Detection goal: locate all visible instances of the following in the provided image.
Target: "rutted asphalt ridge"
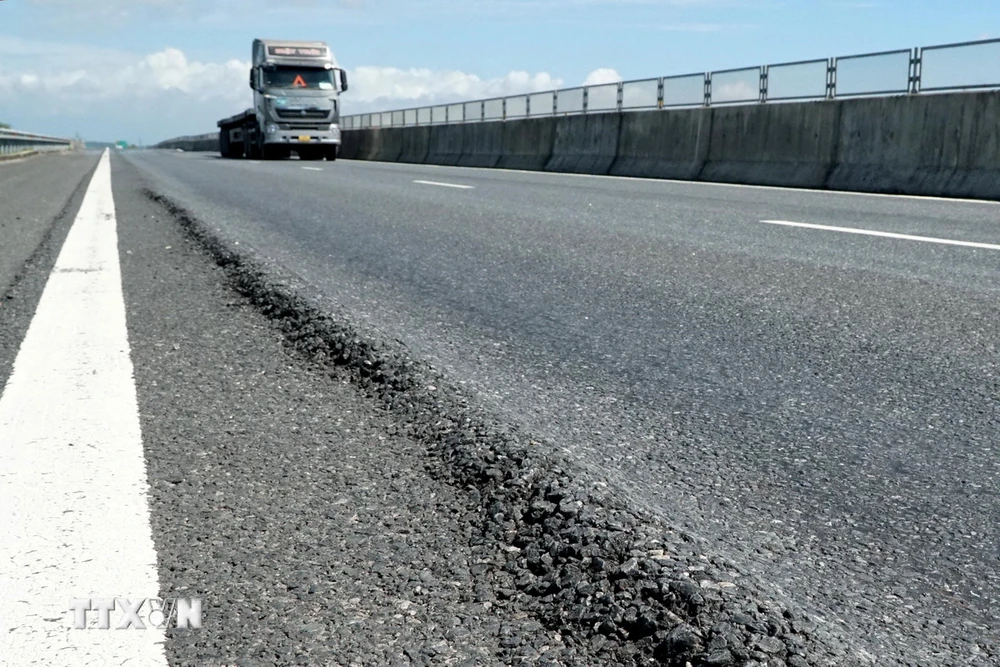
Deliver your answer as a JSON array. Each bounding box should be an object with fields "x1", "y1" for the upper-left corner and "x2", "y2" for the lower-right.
[
  {"x1": 113, "y1": 160, "x2": 564, "y2": 666},
  {"x1": 136, "y1": 186, "x2": 866, "y2": 667},
  {"x1": 120, "y1": 152, "x2": 1000, "y2": 665}
]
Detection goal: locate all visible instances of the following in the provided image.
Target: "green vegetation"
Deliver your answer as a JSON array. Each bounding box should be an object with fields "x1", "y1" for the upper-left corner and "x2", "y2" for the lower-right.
[{"x1": 0, "y1": 122, "x2": 10, "y2": 129}]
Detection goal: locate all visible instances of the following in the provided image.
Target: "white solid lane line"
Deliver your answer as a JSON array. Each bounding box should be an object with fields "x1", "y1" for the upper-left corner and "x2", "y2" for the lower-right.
[
  {"x1": 413, "y1": 179, "x2": 474, "y2": 189},
  {"x1": 302, "y1": 166, "x2": 323, "y2": 171},
  {"x1": 0, "y1": 150, "x2": 168, "y2": 665},
  {"x1": 760, "y1": 219, "x2": 1000, "y2": 251}
]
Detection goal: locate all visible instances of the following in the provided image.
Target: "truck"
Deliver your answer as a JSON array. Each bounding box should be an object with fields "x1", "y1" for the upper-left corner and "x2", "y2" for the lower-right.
[{"x1": 218, "y1": 39, "x2": 348, "y2": 161}]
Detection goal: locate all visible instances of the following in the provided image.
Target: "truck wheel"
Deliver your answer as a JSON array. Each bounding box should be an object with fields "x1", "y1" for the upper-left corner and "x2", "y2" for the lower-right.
[
  {"x1": 324, "y1": 146, "x2": 339, "y2": 162},
  {"x1": 219, "y1": 130, "x2": 229, "y2": 158},
  {"x1": 245, "y1": 125, "x2": 261, "y2": 159}
]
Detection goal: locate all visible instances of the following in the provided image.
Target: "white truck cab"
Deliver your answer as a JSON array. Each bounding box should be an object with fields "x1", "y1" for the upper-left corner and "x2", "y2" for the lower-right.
[{"x1": 218, "y1": 39, "x2": 348, "y2": 161}]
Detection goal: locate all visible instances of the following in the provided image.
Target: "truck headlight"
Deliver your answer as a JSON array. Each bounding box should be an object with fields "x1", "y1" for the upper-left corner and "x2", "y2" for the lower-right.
[
  {"x1": 329, "y1": 125, "x2": 341, "y2": 140},
  {"x1": 266, "y1": 123, "x2": 279, "y2": 134}
]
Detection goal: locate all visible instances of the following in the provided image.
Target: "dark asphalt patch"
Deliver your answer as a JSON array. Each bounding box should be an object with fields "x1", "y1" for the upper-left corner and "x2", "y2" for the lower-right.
[
  {"x1": 132, "y1": 184, "x2": 865, "y2": 667},
  {"x1": 112, "y1": 158, "x2": 601, "y2": 665}
]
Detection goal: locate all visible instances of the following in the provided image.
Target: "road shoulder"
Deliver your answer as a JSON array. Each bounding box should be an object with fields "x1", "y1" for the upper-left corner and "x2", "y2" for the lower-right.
[{"x1": 111, "y1": 154, "x2": 577, "y2": 665}]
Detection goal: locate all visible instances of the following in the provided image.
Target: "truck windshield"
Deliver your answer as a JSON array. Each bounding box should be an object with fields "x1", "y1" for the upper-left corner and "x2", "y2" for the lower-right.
[{"x1": 264, "y1": 67, "x2": 335, "y2": 90}]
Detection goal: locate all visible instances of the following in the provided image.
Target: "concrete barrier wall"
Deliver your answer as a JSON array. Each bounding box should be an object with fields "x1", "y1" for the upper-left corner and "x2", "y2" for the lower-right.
[
  {"x1": 457, "y1": 121, "x2": 503, "y2": 168},
  {"x1": 426, "y1": 124, "x2": 464, "y2": 166},
  {"x1": 154, "y1": 89, "x2": 991, "y2": 201},
  {"x1": 828, "y1": 91, "x2": 1000, "y2": 200},
  {"x1": 157, "y1": 133, "x2": 219, "y2": 152},
  {"x1": 546, "y1": 113, "x2": 621, "y2": 174},
  {"x1": 361, "y1": 128, "x2": 403, "y2": 162},
  {"x1": 610, "y1": 108, "x2": 710, "y2": 180},
  {"x1": 340, "y1": 130, "x2": 361, "y2": 160},
  {"x1": 699, "y1": 100, "x2": 841, "y2": 188},
  {"x1": 498, "y1": 117, "x2": 556, "y2": 171},
  {"x1": 399, "y1": 126, "x2": 431, "y2": 164}
]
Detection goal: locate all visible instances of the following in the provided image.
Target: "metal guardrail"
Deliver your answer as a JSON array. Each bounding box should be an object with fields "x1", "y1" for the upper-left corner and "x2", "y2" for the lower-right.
[
  {"x1": 0, "y1": 129, "x2": 74, "y2": 157},
  {"x1": 343, "y1": 37, "x2": 1000, "y2": 129}
]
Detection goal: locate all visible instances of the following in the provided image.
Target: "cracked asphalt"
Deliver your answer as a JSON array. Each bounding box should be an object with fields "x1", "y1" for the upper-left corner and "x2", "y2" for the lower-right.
[{"x1": 1, "y1": 149, "x2": 998, "y2": 666}]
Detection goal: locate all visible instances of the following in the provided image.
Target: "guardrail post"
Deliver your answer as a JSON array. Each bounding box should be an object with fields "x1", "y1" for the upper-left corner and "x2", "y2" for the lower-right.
[
  {"x1": 704, "y1": 73, "x2": 712, "y2": 106},
  {"x1": 583, "y1": 86, "x2": 589, "y2": 114},
  {"x1": 502, "y1": 98, "x2": 507, "y2": 121},
  {"x1": 553, "y1": 90, "x2": 559, "y2": 115},
  {"x1": 760, "y1": 65, "x2": 769, "y2": 103},
  {"x1": 526, "y1": 94, "x2": 531, "y2": 117},
  {"x1": 909, "y1": 47, "x2": 923, "y2": 94},
  {"x1": 827, "y1": 58, "x2": 837, "y2": 99},
  {"x1": 617, "y1": 82, "x2": 624, "y2": 112},
  {"x1": 657, "y1": 77, "x2": 664, "y2": 109},
  {"x1": 480, "y1": 100, "x2": 485, "y2": 122}
]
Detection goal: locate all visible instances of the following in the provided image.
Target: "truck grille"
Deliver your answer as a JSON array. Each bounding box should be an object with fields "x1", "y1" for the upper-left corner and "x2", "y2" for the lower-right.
[{"x1": 275, "y1": 108, "x2": 330, "y2": 120}]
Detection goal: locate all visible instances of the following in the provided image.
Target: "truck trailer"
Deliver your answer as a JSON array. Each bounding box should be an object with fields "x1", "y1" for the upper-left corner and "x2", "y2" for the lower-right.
[{"x1": 218, "y1": 39, "x2": 348, "y2": 161}]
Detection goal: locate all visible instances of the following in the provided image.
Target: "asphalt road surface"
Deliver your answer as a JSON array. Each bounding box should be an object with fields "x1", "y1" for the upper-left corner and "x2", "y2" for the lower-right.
[{"x1": 1, "y1": 149, "x2": 998, "y2": 666}]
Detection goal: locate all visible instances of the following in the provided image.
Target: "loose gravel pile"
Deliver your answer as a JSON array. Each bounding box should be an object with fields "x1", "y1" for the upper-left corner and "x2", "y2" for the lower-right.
[{"x1": 145, "y1": 188, "x2": 868, "y2": 667}]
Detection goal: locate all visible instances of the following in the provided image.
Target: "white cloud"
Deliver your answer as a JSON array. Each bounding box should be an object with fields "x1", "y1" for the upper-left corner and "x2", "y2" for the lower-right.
[
  {"x1": 0, "y1": 36, "x2": 562, "y2": 141},
  {"x1": 0, "y1": 38, "x2": 250, "y2": 106},
  {"x1": 347, "y1": 66, "x2": 562, "y2": 110},
  {"x1": 583, "y1": 68, "x2": 622, "y2": 86}
]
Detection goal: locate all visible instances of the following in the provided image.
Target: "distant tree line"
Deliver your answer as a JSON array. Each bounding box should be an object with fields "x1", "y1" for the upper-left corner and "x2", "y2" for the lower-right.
[{"x1": 0, "y1": 122, "x2": 10, "y2": 129}]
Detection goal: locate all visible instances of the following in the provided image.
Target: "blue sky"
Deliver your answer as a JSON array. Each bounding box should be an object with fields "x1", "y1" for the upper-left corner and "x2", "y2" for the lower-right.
[{"x1": 0, "y1": 0, "x2": 996, "y2": 143}]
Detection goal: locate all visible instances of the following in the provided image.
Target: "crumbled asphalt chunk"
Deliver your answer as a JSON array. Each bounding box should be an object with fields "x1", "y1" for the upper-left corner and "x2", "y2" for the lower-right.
[
  {"x1": 115, "y1": 167, "x2": 588, "y2": 665},
  {"x1": 139, "y1": 184, "x2": 891, "y2": 666}
]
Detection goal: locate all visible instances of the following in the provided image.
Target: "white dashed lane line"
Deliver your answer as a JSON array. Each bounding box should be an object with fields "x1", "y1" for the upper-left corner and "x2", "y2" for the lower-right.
[
  {"x1": 413, "y1": 179, "x2": 474, "y2": 190},
  {"x1": 760, "y1": 219, "x2": 1000, "y2": 251}
]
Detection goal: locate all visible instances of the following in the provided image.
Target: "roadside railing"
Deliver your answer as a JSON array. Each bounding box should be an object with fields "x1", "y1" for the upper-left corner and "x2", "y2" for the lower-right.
[
  {"x1": 343, "y1": 37, "x2": 1000, "y2": 129},
  {"x1": 0, "y1": 128, "x2": 74, "y2": 157},
  {"x1": 155, "y1": 133, "x2": 218, "y2": 151}
]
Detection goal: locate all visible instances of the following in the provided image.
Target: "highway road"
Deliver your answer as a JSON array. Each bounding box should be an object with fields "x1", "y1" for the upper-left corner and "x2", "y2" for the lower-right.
[{"x1": 1, "y1": 149, "x2": 998, "y2": 666}]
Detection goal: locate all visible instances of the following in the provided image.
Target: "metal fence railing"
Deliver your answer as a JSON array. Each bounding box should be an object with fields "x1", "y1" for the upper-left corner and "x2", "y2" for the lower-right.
[
  {"x1": 342, "y1": 37, "x2": 1000, "y2": 130},
  {"x1": 0, "y1": 129, "x2": 74, "y2": 157}
]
